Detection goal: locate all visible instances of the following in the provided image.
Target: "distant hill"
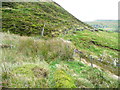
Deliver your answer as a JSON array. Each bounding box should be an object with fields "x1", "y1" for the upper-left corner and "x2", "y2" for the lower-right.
[
  {"x1": 2, "y1": 1, "x2": 94, "y2": 37},
  {"x1": 96, "y1": 20, "x2": 117, "y2": 22},
  {"x1": 86, "y1": 20, "x2": 118, "y2": 32}
]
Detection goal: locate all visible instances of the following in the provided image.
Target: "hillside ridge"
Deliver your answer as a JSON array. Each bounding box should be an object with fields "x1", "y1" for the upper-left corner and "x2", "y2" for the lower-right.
[{"x1": 2, "y1": 1, "x2": 95, "y2": 37}]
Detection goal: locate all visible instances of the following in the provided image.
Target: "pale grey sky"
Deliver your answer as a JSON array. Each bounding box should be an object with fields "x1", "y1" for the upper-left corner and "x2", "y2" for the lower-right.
[{"x1": 53, "y1": 0, "x2": 119, "y2": 21}]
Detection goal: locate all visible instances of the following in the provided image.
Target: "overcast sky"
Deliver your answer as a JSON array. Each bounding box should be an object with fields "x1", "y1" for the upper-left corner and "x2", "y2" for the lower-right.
[{"x1": 53, "y1": 0, "x2": 119, "y2": 21}]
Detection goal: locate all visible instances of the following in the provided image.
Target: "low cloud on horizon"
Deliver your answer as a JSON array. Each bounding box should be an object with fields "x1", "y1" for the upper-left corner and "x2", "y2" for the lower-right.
[{"x1": 53, "y1": 0, "x2": 119, "y2": 21}]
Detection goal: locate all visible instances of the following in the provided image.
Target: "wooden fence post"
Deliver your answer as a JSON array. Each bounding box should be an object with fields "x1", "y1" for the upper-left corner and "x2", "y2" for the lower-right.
[
  {"x1": 90, "y1": 55, "x2": 93, "y2": 68},
  {"x1": 41, "y1": 23, "x2": 45, "y2": 37}
]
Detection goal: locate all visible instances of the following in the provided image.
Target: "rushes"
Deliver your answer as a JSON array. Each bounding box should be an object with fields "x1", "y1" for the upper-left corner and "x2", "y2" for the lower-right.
[{"x1": 17, "y1": 37, "x2": 74, "y2": 62}]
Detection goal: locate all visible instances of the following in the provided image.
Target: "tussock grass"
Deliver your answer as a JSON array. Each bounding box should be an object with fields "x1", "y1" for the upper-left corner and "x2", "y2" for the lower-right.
[
  {"x1": 17, "y1": 37, "x2": 74, "y2": 62},
  {"x1": 2, "y1": 32, "x2": 74, "y2": 63}
]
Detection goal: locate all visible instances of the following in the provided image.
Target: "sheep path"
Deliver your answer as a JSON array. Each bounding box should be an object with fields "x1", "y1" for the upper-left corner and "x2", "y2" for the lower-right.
[{"x1": 81, "y1": 58, "x2": 119, "y2": 80}]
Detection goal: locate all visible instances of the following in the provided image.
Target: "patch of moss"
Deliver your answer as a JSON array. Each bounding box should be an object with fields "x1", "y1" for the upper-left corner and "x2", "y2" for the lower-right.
[
  {"x1": 54, "y1": 70, "x2": 76, "y2": 88},
  {"x1": 12, "y1": 64, "x2": 37, "y2": 78},
  {"x1": 12, "y1": 64, "x2": 49, "y2": 78}
]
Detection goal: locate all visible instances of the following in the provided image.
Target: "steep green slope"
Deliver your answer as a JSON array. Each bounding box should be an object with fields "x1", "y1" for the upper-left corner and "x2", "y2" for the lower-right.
[{"x1": 2, "y1": 2, "x2": 94, "y2": 37}]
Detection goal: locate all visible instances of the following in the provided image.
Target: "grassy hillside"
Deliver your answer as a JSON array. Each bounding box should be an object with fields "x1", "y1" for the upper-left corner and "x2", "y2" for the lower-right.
[
  {"x1": 2, "y1": 2, "x2": 94, "y2": 37},
  {"x1": 62, "y1": 30, "x2": 119, "y2": 75},
  {"x1": 1, "y1": 1, "x2": 119, "y2": 88},
  {"x1": 1, "y1": 32, "x2": 118, "y2": 88},
  {"x1": 86, "y1": 20, "x2": 118, "y2": 32}
]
